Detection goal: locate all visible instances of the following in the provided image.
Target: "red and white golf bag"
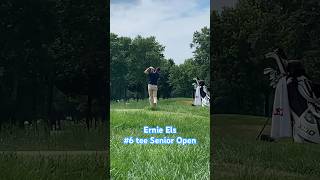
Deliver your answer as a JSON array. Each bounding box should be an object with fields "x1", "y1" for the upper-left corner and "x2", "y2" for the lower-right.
[{"x1": 265, "y1": 50, "x2": 320, "y2": 143}]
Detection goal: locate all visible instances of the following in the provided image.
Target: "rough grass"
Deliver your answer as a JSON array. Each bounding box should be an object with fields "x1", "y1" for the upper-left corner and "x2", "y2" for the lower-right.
[
  {"x1": 213, "y1": 114, "x2": 320, "y2": 180},
  {"x1": 0, "y1": 116, "x2": 107, "y2": 179},
  {"x1": 0, "y1": 152, "x2": 107, "y2": 180},
  {"x1": 0, "y1": 121, "x2": 107, "y2": 151},
  {"x1": 111, "y1": 98, "x2": 210, "y2": 179}
]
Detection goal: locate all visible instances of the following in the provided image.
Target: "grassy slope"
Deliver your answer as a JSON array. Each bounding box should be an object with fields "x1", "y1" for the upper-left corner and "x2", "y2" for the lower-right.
[
  {"x1": 213, "y1": 114, "x2": 320, "y2": 180},
  {"x1": 111, "y1": 98, "x2": 210, "y2": 179}
]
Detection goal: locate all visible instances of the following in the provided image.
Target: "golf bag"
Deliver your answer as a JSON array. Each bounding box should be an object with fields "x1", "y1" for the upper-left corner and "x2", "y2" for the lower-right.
[
  {"x1": 265, "y1": 49, "x2": 320, "y2": 143},
  {"x1": 200, "y1": 85, "x2": 210, "y2": 107},
  {"x1": 193, "y1": 79, "x2": 210, "y2": 107},
  {"x1": 288, "y1": 75, "x2": 320, "y2": 143}
]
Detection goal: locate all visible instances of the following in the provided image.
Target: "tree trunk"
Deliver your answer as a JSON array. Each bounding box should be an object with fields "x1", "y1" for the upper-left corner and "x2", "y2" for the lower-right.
[
  {"x1": 100, "y1": 92, "x2": 107, "y2": 122},
  {"x1": 103, "y1": 75, "x2": 108, "y2": 122},
  {"x1": 124, "y1": 87, "x2": 127, "y2": 101},
  {"x1": 136, "y1": 85, "x2": 139, "y2": 102},
  {"x1": 47, "y1": 77, "x2": 54, "y2": 131},
  {"x1": 32, "y1": 78, "x2": 38, "y2": 122},
  {"x1": 94, "y1": 116, "x2": 97, "y2": 129},
  {"x1": 11, "y1": 72, "x2": 20, "y2": 126},
  {"x1": 86, "y1": 94, "x2": 92, "y2": 130}
]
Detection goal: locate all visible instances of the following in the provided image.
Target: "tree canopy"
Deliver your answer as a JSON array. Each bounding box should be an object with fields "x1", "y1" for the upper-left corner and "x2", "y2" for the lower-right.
[
  {"x1": 0, "y1": 0, "x2": 108, "y2": 130},
  {"x1": 211, "y1": 0, "x2": 320, "y2": 115}
]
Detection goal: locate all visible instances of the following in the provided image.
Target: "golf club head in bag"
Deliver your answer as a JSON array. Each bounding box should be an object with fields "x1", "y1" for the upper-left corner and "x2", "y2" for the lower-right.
[{"x1": 265, "y1": 49, "x2": 287, "y2": 74}]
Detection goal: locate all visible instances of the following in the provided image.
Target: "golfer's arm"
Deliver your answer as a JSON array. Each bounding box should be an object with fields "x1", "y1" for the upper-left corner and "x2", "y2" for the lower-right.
[{"x1": 144, "y1": 67, "x2": 150, "y2": 74}]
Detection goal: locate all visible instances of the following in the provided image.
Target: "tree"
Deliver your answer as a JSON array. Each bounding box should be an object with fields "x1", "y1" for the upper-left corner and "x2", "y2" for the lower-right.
[
  {"x1": 211, "y1": 0, "x2": 320, "y2": 115},
  {"x1": 191, "y1": 26, "x2": 210, "y2": 86}
]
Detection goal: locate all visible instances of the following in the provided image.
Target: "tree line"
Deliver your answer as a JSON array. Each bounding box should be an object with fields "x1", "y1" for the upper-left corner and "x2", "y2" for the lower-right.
[
  {"x1": 110, "y1": 27, "x2": 209, "y2": 101},
  {"x1": 0, "y1": 0, "x2": 108, "y2": 130},
  {"x1": 211, "y1": 0, "x2": 320, "y2": 115}
]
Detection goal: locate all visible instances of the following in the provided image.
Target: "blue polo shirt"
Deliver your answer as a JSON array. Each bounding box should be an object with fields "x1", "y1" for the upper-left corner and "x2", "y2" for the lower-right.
[{"x1": 148, "y1": 72, "x2": 159, "y2": 85}]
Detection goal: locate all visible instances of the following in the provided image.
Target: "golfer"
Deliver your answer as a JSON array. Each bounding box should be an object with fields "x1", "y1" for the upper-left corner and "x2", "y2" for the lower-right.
[{"x1": 144, "y1": 66, "x2": 160, "y2": 109}]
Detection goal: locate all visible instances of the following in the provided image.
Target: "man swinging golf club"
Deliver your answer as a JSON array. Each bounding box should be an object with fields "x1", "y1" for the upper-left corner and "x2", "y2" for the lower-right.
[{"x1": 144, "y1": 66, "x2": 160, "y2": 109}]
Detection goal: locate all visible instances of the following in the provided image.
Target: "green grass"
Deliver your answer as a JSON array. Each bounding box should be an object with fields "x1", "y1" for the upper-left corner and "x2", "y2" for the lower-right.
[
  {"x1": 0, "y1": 121, "x2": 107, "y2": 151},
  {"x1": 213, "y1": 114, "x2": 320, "y2": 180},
  {"x1": 0, "y1": 152, "x2": 107, "y2": 180},
  {"x1": 111, "y1": 98, "x2": 210, "y2": 179},
  {"x1": 0, "y1": 116, "x2": 107, "y2": 179}
]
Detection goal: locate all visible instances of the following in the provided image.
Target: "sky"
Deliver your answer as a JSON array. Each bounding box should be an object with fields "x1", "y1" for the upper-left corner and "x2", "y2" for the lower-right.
[{"x1": 110, "y1": 0, "x2": 210, "y2": 64}]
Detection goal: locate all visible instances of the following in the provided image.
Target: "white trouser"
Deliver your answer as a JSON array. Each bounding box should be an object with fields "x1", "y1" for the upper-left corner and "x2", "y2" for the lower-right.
[{"x1": 148, "y1": 84, "x2": 158, "y2": 108}]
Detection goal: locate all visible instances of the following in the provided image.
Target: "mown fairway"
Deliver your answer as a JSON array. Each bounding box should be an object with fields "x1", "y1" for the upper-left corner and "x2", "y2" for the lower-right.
[
  {"x1": 213, "y1": 114, "x2": 320, "y2": 180},
  {"x1": 111, "y1": 98, "x2": 210, "y2": 179}
]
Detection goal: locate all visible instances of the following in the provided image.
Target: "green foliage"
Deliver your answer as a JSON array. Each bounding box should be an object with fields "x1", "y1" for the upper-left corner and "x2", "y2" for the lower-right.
[
  {"x1": 110, "y1": 26, "x2": 210, "y2": 100},
  {"x1": 110, "y1": 33, "x2": 168, "y2": 100},
  {"x1": 169, "y1": 59, "x2": 198, "y2": 97},
  {"x1": 191, "y1": 27, "x2": 210, "y2": 84},
  {"x1": 0, "y1": 0, "x2": 107, "y2": 128},
  {"x1": 211, "y1": 0, "x2": 320, "y2": 115}
]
